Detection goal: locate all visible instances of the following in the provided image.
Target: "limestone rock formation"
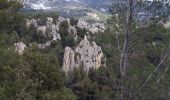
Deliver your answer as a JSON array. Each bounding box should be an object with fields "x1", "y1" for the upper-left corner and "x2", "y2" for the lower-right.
[
  {"x1": 62, "y1": 36, "x2": 104, "y2": 73},
  {"x1": 37, "y1": 31, "x2": 61, "y2": 49},
  {"x1": 77, "y1": 18, "x2": 106, "y2": 34},
  {"x1": 26, "y1": 16, "x2": 106, "y2": 50},
  {"x1": 77, "y1": 18, "x2": 90, "y2": 29},
  {"x1": 62, "y1": 47, "x2": 75, "y2": 72},
  {"x1": 68, "y1": 25, "x2": 77, "y2": 35},
  {"x1": 37, "y1": 26, "x2": 47, "y2": 36},
  {"x1": 75, "y1": 36, "x2": 104, "y2": 71},
  {"x1": 51, "y1": 30, "x2": 61, "y2": 41},
  {"x1": 68, "y1": 24, "x2": 78, "y2": 40},
  {"x1": 164, "y1": 21, "x2": 170, "y2": 29},
  {"x1": 58, "y1": 16, "x2": 66, "y2": 23},
  {"x1": 15, "y1": 42, "x2": 27, "y2": 55},
  {"x1": 89, "y1": 23, "x2": 106, "y2": 33},
  {"x1": 26, "y1": 17, "x2": 63, "y2": 49},
  {"x1": 38, "y1": 41, "x2": 51, "y2": 49},
  {"x1": 56, "y1": 16, "x2": 66, "y2": 31},
  {"x1": 26, "y1": 19, "x2": 38, "y2": 28},
  {"x1": 46, "y1": 17, "x2": 54, "y2": 27}
]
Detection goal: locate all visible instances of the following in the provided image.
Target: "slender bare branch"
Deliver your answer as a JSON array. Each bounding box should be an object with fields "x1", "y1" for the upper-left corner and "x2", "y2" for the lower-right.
[
  {"x1": 156, "y1": 64, "x2": 170, "y2": 84},
  {"x1": 115, "y1": 32, "x2": 121, "y2": 52}
]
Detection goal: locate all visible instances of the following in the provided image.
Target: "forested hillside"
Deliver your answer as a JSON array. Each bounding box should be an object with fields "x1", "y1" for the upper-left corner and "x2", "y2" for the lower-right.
[{"x1": 0, "y1": 0, "x2": 170, "y2": 100}]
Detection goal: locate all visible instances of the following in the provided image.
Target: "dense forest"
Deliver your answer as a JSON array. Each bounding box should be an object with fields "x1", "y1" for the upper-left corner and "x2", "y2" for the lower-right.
[{"x1": 0, "y1": 0, "x2": 170, "y2": 100}]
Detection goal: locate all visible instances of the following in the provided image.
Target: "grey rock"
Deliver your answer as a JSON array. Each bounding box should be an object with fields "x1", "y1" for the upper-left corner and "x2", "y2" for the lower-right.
[
  {"x1": 50, "y1": 30, "x2": 61, "y2": 41},
  {"x1": 62, "y1": 36, "x2": 104, "y2": 73},
  {"x1": 15, "y1": 42, "x2": 27, "y2": 55},
  {"x1": 77, "y1": 18, "x2": 106, "y2": 34},
  {"x1": 26, "y1": 19, "x2": 38, "y2": 28},
  {"x1": 75, "y1": 36, "x2": 104, "y2": 71},
  {"x1": 38, "y1": 41, "x2": 51, "y2": 49},
  {"x1": 77, "y1": 18, "x2": 90, "y2": 29},
  {"x1": 37, "y1": 26, "x2": 47, "y2": 36},
  {"x1": 62, "y1": 47, "x2": 76, "y2": 72},
  {"x1": 164, "y1": 21, "x2": 170, "y2": 29}
]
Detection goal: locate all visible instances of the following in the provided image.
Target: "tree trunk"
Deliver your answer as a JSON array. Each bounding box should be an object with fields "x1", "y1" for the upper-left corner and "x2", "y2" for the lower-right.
[{"x1": 119, "y1": 0, "x2": 133, "y2": 99}]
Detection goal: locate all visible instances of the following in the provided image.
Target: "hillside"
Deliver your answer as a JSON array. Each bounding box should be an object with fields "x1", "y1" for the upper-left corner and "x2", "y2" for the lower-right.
[
  {"x1": 23, "y1": 0, "x2": 111, "y2": 19},
  {"x1": 1, "y1": 0, "x2": 170, "y2": 100}
]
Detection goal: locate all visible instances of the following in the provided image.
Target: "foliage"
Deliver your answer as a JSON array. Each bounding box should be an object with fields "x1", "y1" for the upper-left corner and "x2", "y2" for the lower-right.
[{"x1": 0, "y1": 0, "x2": 24, "y2": 34}]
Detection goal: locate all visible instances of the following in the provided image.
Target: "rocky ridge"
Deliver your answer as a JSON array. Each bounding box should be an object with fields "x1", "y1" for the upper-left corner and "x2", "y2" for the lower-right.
[
  {"x1": 15, "y1": 16, "x2": 106, "y2": 72},
  {"x1": 77, "y1": 18, "x2": 106, "y2": 34}
]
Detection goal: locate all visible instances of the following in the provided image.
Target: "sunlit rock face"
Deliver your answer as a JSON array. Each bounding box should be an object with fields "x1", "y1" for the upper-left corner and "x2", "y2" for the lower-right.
[
  {"x1": 15, "y1": 42, "x2": 27, "y2": 55},
  {"x1": 62, "y1": 47, "x2": 76, "y2": 72},
  {"x1": 164, "y1": 21, "x2": 170, "y2": 29},
  {"x1": 62, "y1": 36, "x2": 105, "y2": 73},
  {"x1": 75, "y1": 36, "x2": 104, "y2": 71}
]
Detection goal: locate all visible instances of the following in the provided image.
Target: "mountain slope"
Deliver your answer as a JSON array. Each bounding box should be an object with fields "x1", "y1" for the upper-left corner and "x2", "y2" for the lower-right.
[{"x1": 23, "y1": 0, "x2": 111, "y2": 18}]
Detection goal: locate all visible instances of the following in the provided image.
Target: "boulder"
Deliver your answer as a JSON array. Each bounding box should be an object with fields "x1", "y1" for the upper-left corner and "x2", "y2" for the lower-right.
[{"x1": 15, "y1": 42, "x2": 27, "y2": 55}]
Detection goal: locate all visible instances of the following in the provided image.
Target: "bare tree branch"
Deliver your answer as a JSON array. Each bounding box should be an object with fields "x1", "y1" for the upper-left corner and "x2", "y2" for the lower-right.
[
  {"x1": 115, "y1": 32, "x2": 121, "y2": 52},
  {"x1": 156, "y1": 64, "x2": 170, "y2": 84}
]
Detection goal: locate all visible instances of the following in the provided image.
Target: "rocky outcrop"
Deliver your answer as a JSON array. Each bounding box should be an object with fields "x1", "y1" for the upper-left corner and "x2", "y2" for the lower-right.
[
  {"x1": 68, "y1": 24, "x2": 78, "y2": 40},
  {"x1": 68, "y1": 25, "x2": 77, "y2": 35},
  {"x1": 164, "y1": 21, "x2": 170, "y2": 29},
  {"x1": 56, "y1": 16, "x2": 66, "y2": 31},
  {"x1": 89, "y1": 23, "x2": 105, "y2": 33},
  {"x1": 62, "y1": 36, "x2": 104, "y2": 73},
  {"x1": 77, "y1": 18, "x2": 106, "y2": 34},
  {"x1": 37, "y1": 31, "x2": 61, "y2": 49},
  {"x1": 46, "y1": 17, "x2": 54, "y2": 27},
  {"x1": 26, "y1": 17, "x2": 62, "y2": 49},
  {"x1": 26, "y1": 17, "x2": 106, "y2": 49},
  {"x1": 37, "y1": 26, "x2": 47, "y2": 36},
  {"x1": 75, "y1": 36, "x2": 104, "y2": 71},
  {"x1": 51, "y1": 30, "x2": 61, "y2": 41},
  {"x1": 37, "y1": 41, "x2": 51, "y2": 49},
  {"x1": 77, "y1": 18, "x2": 90, "y2": 29},
  {"x1": 26, "y1": 19, "x2": 38, "y2": 28},
  {"x1": 15, "y1": 42, "x2": 27, "y2": 55}
]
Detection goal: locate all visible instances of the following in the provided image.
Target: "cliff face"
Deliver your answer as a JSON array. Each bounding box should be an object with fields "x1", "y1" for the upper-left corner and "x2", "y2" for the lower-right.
[
  {"x1": 62, "y1": 36, "x2": 105, "y2": 73},
  {"x1": 62, "y1": 47, "x2": 76, "y2": 72}
]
